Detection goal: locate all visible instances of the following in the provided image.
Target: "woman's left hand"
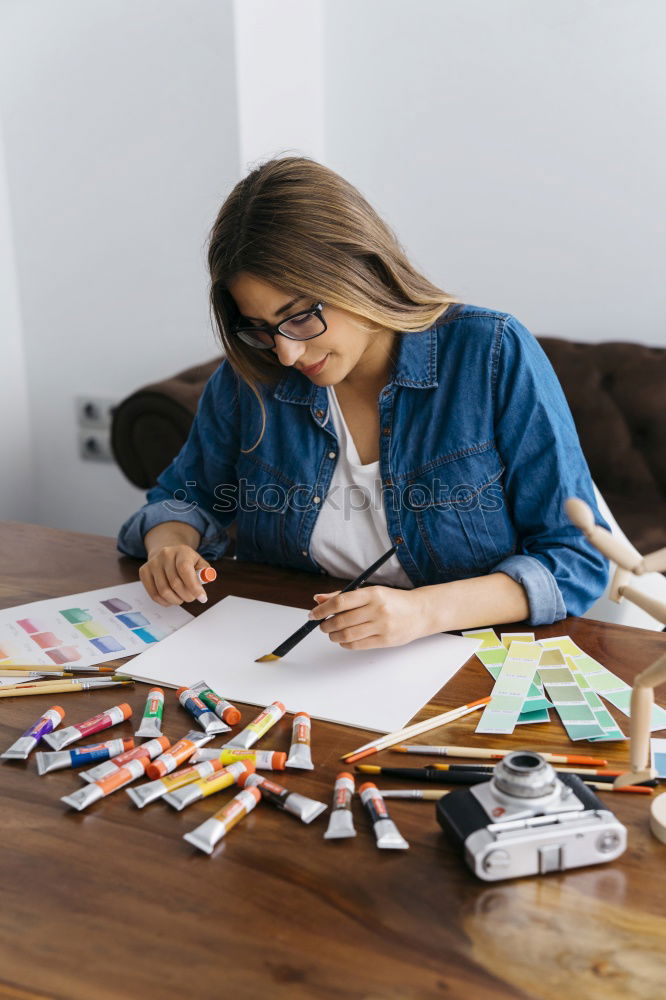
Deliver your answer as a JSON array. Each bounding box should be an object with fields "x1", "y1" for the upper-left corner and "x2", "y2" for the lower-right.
[{"x1": 308, "y1": 586, "x2": 428, "y2": 650}]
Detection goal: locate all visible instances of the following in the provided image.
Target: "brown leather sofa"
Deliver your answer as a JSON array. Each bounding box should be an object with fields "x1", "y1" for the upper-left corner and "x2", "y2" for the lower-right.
[{"x1": 111, "y1": 338, "x2": 666, "y2": 554}]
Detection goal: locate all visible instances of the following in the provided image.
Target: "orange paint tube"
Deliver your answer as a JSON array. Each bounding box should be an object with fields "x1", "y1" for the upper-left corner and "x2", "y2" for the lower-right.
[
  {"x1": 62, "y1": 757, "x2": 150, "y2": 810},
  {"x1": 146, "y1": 730, "x2": 213, "y2": 780}
]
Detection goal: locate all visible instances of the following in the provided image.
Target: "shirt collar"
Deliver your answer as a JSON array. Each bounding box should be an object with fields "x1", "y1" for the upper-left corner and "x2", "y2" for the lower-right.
[{"x1": 272, "y1": 325, "x2": 438, "y2": 404}]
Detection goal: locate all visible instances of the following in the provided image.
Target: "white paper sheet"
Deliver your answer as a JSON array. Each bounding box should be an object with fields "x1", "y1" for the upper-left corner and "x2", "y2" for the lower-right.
[
  {"x1": 119, "y1": 595, "x2": 481, "y2": 733},
  {"x1": 0, "y1": 582, "x2": 192, "y2": 668}
]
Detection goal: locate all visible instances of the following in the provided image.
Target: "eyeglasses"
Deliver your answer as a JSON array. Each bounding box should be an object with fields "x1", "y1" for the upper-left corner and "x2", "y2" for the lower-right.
[{"x1": 233, "y1": 301, "x2": 327, "y2": 350}]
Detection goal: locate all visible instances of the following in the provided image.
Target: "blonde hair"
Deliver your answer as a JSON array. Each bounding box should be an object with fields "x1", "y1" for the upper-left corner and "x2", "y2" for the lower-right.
[{"x1": 207, "y1": 155, "x2": 457, "y2": 450}]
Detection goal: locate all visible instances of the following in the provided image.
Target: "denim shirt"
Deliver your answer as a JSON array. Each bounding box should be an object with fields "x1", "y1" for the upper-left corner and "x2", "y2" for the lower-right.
[{"x1": 117, "y1": 304, "x2": 609, "y2": 624}]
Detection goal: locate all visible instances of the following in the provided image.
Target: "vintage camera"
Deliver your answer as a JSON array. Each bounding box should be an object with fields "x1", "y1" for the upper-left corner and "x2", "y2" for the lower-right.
[{"x1": 437, "y1": 750, "x2": 627, "y2": 880}]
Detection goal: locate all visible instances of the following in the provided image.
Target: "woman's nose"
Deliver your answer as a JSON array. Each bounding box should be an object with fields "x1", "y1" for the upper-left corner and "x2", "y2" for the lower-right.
[{"x1": 273, "y1": 337, "x2": 307, "y2": 367}]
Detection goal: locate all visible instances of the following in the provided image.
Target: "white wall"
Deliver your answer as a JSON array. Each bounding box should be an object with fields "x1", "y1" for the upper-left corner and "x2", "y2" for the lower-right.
[
  {"x1": 234, "y1": 0, "x2": 325, "y2": 168},
  {"x1": 1, "y1": 0, "x2": 664, "y2": 538},
  {"x1": 324, "y1": 0, "x2": 666, "y2": 345},
  {"x1": 0, "y1": 0, "x2": 240, "y2": 535},
  {"x1": 0, "y1": 111, "x2": 36, "y2": 523}
]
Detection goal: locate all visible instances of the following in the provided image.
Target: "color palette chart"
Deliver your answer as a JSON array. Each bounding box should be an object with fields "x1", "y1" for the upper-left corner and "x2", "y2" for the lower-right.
[
  {"x1": 538, "y1": 636, "x2": 666, "y2": 732},
  {"x1": 0, "y1": 583, "x2": 192, "y2": 670},
  {"x1": 462, "y1": 629, "x2": 551, "y2": 724}
]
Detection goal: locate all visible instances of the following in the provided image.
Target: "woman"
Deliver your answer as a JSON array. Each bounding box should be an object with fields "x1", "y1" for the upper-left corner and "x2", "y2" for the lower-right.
[{"x1": 118, "y1": 156, "x2": 608, "y2": 650}]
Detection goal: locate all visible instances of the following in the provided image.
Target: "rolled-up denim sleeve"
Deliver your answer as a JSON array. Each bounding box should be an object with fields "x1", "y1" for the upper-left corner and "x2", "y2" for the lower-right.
[
  {"x1": 117, "y1": 360, "x2": 240, "y2": 562},
  {"x1": 490, "y1": 315, "x2": 610, "y2": 624}
]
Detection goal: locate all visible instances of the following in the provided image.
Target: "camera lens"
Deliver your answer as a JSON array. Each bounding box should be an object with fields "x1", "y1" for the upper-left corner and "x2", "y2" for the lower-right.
[{"x1": 493, "y1": 750, "x2": 557, "y2": 798}]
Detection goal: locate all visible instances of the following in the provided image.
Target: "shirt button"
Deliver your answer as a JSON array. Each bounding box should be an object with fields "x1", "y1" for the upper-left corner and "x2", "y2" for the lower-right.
[
  {"x1": 382, "y1": 426, "x2": 391, "y2": 436},
  {"x1": 313, "y1": 496, "x2": 321, "y2": 504},
  {"x1": 315, "y1": 409, "x2": 324, "y2": 419},
  {"x1": 328, "y1": 451, "x2": 336, "y2": 459},
  {"x1": 301, "y1": 550, "x2": 308, "y2": 557},
  {"x1": 394, "y1": 535, "x2": 404, "y2": 545},
  {"x1": 385, "y1": 478, "x2": 393, "y2": 487}
]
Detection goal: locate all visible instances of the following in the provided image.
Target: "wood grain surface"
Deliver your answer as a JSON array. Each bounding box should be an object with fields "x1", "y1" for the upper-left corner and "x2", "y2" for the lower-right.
[{"x1": 1, "y1": 521, "x2": 665, "y2": 1000}]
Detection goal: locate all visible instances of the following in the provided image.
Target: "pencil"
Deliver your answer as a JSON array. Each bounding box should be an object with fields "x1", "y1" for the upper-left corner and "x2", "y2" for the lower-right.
[
  {"x1": 0, "y1": 670, "x2": 73, "y2": 678},
  {"x1": 582, "y1": 780, "x2": 652, "y2": 795},
  {"x1": 0, "y1": 679, "x2": 134, "y2": 698},
  {"x1": 355, "y1": 765, "x2": 489, "y2": 785},
  {"x1": 355, "y1": 765, "x2": 652, "y2": 794},
  {"x1": 0, "y1": 664, "x2": 117, "y2": 673},
  {"x1": 377, "y1": 789, "x2": 451, "y2": 801},
  {"x1": 391, "y1": 745, "x2": 609, "y2": 768},
  {"x1": 426, "y1": 762, "x2": 659, "y2": 787},
  {"x1": 255, "y1": 545, "x2": 398, "y2": 662},
  {"x1": 340, "y1": 698, "x2": 491, "y2": 765}
]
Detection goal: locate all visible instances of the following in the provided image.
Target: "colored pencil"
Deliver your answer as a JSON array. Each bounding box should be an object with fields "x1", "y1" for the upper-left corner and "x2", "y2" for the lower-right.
[
  {"x1": 340, "y1": 698, "x2": 491, "y2": 765},
  {"x1": 391, "y1": 744, "x2": 609, "y2": 767},
  {"x1": 0, "y1": 679, "x2": 133, "y2": 698},
  {"x1": 255, "y1": 545, "x2": 398, "y2": 662}
]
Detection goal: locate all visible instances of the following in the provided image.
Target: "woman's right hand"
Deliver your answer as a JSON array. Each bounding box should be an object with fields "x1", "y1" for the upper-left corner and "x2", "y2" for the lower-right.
[{"x1": 140, "y1": 522, "x2": 211, "y2": 606}]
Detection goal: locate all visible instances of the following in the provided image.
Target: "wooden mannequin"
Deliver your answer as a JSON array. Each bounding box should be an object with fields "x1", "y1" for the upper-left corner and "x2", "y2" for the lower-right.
[{"x1": 565, "y1": 498, "x2": 666, "y2": 842}]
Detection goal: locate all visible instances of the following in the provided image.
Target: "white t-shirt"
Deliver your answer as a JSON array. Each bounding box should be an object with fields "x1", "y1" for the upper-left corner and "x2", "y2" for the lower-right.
[{"x1": 309, "y1": 386, "x2": 414, "y2": 589}]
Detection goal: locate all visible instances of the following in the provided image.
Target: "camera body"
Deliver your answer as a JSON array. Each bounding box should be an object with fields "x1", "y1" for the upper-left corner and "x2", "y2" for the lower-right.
[{"x1": 437, "y1": 750, "x2": 627, "y2": 881}]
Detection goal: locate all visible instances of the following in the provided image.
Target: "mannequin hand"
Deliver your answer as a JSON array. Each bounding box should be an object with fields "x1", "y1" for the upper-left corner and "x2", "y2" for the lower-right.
[{"x1": 308, "y1": 586, "x2": 427, "y2": 650}]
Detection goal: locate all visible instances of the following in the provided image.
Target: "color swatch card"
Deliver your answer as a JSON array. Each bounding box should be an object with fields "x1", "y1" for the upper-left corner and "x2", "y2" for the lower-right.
[
  {"x1": 0, "y1": 583, "x2": 192, "y2": 668},
  {"x1": 118, "y1": 595, "x2": 481, "y2": 733},
  {"x1": 536, "y1": 649, "x2": 607, "y2": 741},
  {"x1": 539, "y1": 636, "x2": 666, "y2": 732},
  {"x1": 475, "y1": 641, "x2": 543, "y2": 734},
  {"x1": 565, "y1": 658, "x2": 625, "y2": 741},
  {"x1": 650, "y1": 739, "x2": 666, "y2": 778},
  {"x1": 463, "y1": 628, "x2": 551, "y2": 722}
]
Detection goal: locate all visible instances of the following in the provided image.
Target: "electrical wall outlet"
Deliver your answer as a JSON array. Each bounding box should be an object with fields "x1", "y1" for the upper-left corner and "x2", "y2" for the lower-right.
[
  {"x1": 76, "y1": 396, "x2": 116, "y2": 429},
  {"x1": 78, "y1": 429, "x2": 114, "y2": 463}
]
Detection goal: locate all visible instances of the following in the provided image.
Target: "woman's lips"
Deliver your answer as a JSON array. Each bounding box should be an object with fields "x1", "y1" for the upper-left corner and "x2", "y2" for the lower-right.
[{"x1": 299, "y1": 354, "x2": 329, "y2": 376}]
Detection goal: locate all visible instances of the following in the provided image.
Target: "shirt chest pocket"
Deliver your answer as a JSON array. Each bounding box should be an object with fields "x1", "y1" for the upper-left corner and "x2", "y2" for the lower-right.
[
  {"x1": 234, "y1": 452, "x2": 291, "y2": 563},
  {"x1": 402, "y1": 444, "x2": 516, "y2": 575}
]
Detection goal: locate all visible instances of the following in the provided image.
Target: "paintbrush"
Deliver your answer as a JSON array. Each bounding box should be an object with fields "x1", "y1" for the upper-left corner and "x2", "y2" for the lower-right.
[{"x1": 255, "y1": 544, "x2": 398, "y2": 662}]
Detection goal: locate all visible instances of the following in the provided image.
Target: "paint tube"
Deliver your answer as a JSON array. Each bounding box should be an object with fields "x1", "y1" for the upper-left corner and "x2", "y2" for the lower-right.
[
  {"x1": 324, "y1": 772, "x2": 356, "y2": 839},
  {"x1": 42, "y1": 703, "x2": 132, "y2": 751},
  {"x1": 79, "y1": 735, "x2": 170, "y2": 783},
  {"x1": 286, "y1": 712, "x2": 314, "y2": 770},
  {"x1": 145, "y1": 730, "x2": 212, "y2": 780},
  {"x1": 183, "y1": 787, "x2": 261, "y2": 855},
  {"x1": 190, "y1": 680, "x2": 241, "y2": 726},
  {"x1": 135, "y1": 687, "x2": 164, "y2": 738},
  {"x1": 359, "y1": 782, "x2": 409, "y2": 850},
  {"x1": 240, "y1": 772, "x2": 327, "y2": 824},
  {"x1": 224, "y1": 701, "x2": 286, "y2": 750},
  {"x1": 36, "y1": 738, "x2": 134, "y2": 775},
  {"x1": 1, "y1": 706, "x2": 65, "y2": 759},
  {"x1": 176, "y1": 686, "x2": 230, "y2": 735},
  {"x1": 61, "y1": 757, "x2": 148, "y2": 811},
  {"x1": 126, "y1": 759, "x2": 225, "y2": 808},
  {"x1": 164, "y1": 759, "x2": 255, "y2": 811},
  {"x1": 190, "y1": 747, "x2": 287, "y2": 771}
]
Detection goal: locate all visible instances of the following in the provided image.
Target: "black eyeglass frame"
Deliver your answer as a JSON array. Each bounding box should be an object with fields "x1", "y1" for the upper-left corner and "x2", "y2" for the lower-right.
[{"x1": 232, "y1": 301, "x2": 327, "y2": 350}]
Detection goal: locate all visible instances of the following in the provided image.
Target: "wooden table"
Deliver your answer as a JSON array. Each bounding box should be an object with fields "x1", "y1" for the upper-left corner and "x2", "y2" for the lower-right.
[{"x1": 1, "y1": 521, "x2": 665, "y2": 1000}]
